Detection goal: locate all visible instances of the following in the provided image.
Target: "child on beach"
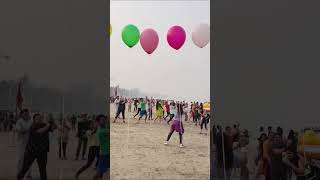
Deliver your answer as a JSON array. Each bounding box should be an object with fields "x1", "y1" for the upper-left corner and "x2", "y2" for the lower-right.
[{"x1": 164, "y1": 103, "x2": 185, "y2": 148}]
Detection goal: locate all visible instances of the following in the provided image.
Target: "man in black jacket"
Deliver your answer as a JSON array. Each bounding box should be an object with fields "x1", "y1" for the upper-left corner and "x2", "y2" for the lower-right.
[{"x1": 17, "y1": 113, "x2": 56, "y2": 180}]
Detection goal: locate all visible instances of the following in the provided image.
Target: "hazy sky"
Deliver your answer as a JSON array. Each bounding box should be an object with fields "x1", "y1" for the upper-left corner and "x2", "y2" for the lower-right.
[
  {"x1": 215, "y1": 1, "x2": 320, "y2": 128},
  {"x1": 0, "y1": 0, "x2": 107, "y2": 97},
  {"x1": 111, "y1": 0, "x2": 210, "y2": 102}
]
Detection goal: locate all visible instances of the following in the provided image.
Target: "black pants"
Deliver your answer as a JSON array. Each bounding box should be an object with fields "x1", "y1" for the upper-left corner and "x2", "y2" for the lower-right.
[
  {"x1": 76, "y1": 146, "x2": 100, "y2": 177},
  {"x1": 134, "y1": 108, "x2": 141, "y2": 117},
  {"x1": 164, "y1": 111, "x2": 171, "y2": 120},
  {"x1": 194, "y1": 114, "x2": 200, "y2": 124},
  {"x1": 167, "y1": 114, "x2": 174, "y2": 123},
  {"x1": 270, "y1": 164, "x2": 287, "y2": 180},
  {"x1": 59, "y1": 141, "x2": 67, "y2": 158},
  {"x1": 166, "y1": 129, "x2": 183, "y2": 144},
  {"x1": 148, "y1": 110, "x2": 153, "y2": 120},
  {"x1": 200, "y1": 117, "x2": 208, "y2": 130},
  {"x1": 76, "y1": 137, "x2": 88, "y2": 159},
  {"x1": 115, "y1": 109, "x2": 125, "y2": 119},
  {"x1": 139, "y1": 111, "x2": 148, "y2": 120},
  {"x1": 17, "y1": 150, "x2": 48, "y2": 180}
]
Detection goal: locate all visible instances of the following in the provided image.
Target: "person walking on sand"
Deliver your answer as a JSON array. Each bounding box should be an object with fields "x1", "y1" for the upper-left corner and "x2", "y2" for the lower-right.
[
  {"x1": 75, "y1": 119, "x2": 100, "y2": 180},
  {"x1": 15, "y1": 109, "x2": 33, "y2": 180},
  {"x1": 164, "y1": 103, "x2": 185, "y2": 148}
]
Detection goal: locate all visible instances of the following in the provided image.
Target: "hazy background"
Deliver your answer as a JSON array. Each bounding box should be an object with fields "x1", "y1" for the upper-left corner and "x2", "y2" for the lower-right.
[
  {"x1": 111, "y1": 0, "x2": 210, "y2": 102},
  {"x1": 215, "y1": 1, "x2": 320, "y2": 130},
  {"x1": 0, "y1": 0, "x2": 108, "y2": 113}
]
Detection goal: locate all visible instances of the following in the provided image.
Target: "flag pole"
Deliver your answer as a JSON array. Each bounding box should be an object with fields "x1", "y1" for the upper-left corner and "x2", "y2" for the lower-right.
[
  {"x1": 59, "y1": 95, "x2": 65, "y2": 180},
  {"x1": 221, "y1": 127, "x2": 226, "y2": 180}
]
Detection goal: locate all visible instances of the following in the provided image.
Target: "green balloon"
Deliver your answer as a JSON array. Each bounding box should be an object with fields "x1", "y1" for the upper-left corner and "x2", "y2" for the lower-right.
[{"x1": 122, "y1": 24, "x2": 140, "y2": 48}]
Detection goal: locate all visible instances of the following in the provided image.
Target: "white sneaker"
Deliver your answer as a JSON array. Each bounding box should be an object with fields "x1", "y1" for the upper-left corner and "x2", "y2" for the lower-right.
[
  {"x1": 180, "y1": 144, "x2": 184, "y2": 148},
  {"x1": 164, "y1": 141, "x2": 168, "y2": 145}
]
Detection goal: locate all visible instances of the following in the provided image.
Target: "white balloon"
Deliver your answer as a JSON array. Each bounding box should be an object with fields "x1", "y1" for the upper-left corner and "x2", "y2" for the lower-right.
[{"x1": 192, "y1": 23, "x2": 210, "y2": 48}]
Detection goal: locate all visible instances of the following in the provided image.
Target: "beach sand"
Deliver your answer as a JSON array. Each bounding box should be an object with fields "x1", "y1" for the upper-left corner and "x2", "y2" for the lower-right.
[{"x1": 110, "y1": 104, "x2": 210, "y2": 180}]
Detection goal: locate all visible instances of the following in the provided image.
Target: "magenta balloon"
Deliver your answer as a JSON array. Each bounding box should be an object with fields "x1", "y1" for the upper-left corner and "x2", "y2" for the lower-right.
[
  {"x1": 140, "y1": 28, "x2": 159, "y2": 54},
  {"x1": 167, "y1": 26, "x2": 186, "y2": 50}
]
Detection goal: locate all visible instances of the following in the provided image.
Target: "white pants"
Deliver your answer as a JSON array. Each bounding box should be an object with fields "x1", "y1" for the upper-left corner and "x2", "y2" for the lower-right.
[{"x1": 17, "y1": 143, "x2": 32, "y2": 177}]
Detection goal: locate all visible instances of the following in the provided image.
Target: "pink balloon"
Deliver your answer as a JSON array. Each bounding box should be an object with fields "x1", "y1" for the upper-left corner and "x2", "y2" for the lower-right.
[
  {"x1": 167, "y1": 26, "x2": 186, "y2": 50},
  {"x1": 140, "y1": 28, "x2": 159, "y2": 54}
]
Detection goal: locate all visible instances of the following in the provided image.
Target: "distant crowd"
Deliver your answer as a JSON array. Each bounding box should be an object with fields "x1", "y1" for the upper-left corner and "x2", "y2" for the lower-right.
[
  {"x1": 1, "y1": 109, "x2": 110, "y2": 180},
  {"x1": 212, "y1": 124, "x2": 320, "y2": 180}
]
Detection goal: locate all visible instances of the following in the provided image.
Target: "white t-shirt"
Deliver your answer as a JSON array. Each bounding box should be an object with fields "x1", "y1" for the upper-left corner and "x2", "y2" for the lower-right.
[
  {"x1": 170, "y1": 105, "x2": 176, "y2": 115},
  {"x1": 15, "y1": 118, "x2": 33, "y2": 146}
]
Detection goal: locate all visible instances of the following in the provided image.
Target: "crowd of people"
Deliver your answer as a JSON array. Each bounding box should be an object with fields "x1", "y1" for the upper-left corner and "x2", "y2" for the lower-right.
[
  {"x1": 111, "y1": 96, "x2": 211, "y2": 148},
  {"x1": 3, "y1": 108, "x2": 110, "y2": 180},
  {"x1": 212, "y1": 124, "x2": 318, "y2": 180}
]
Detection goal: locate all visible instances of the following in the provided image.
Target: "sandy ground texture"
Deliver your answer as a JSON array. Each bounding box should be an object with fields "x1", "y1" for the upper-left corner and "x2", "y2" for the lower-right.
[
  {"x1": 110, "y1": 104, "x2": 210, "y2": 180},
  {"x1": 0, "y1": 130, "x2": 99, "y2": 180}
]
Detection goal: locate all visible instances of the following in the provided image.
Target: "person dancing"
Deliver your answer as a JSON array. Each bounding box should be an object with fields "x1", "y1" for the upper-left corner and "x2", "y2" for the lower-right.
[
  {"x1": 164, "y1": 103, "x2": 185, "y2": 148},
  {"x1": 154, "y1": 101, "x2": 164, "y2": 123},
  {"x1": 75, "y1": 120, "x2": 99, "y2": 180}
]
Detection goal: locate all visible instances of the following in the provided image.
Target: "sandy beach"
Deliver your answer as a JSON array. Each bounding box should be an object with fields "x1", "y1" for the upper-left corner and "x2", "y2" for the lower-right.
[{"x1": 110, "y1": 104, "x2": 210, "y2": 180}]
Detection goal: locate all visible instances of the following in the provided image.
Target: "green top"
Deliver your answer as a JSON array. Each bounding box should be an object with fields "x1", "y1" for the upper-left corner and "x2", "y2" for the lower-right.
[
  {"x1": 98, "y1": 126, "x2": 109, "y2": 155},
  {"x1": 140, "y1": 102, "x2": 146, "y2": 111}
]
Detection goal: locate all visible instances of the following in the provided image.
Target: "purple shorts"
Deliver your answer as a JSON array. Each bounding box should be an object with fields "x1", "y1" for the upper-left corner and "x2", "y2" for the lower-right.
[{"x1": 170, "y1": 120, "x2": 184, "y2": 134}]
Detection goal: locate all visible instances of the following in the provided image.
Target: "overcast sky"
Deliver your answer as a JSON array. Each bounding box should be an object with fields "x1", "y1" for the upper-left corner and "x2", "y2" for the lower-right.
[
  {"x1": 111, "y1": 0, "x2": 210, "y2": 102},
  {"x1": 0, "y1": 0, "x2": 107, "y2": 97}
]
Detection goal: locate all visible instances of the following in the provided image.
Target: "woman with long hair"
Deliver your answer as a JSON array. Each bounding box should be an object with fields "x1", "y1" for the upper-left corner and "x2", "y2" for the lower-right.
[{"x1": 154, "y1": 101, "x2": 164, "y2": 123}]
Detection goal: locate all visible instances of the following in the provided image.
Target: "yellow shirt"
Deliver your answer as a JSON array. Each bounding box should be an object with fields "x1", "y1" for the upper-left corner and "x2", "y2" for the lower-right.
[{"x1": 87, "y1": 130, "x2": 99, "y2": 147}]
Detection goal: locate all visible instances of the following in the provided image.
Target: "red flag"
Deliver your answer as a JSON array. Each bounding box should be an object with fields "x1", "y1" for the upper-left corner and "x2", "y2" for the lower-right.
[{"x1": 16, "y1": 81, "x2": 23, "y2": 111}]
